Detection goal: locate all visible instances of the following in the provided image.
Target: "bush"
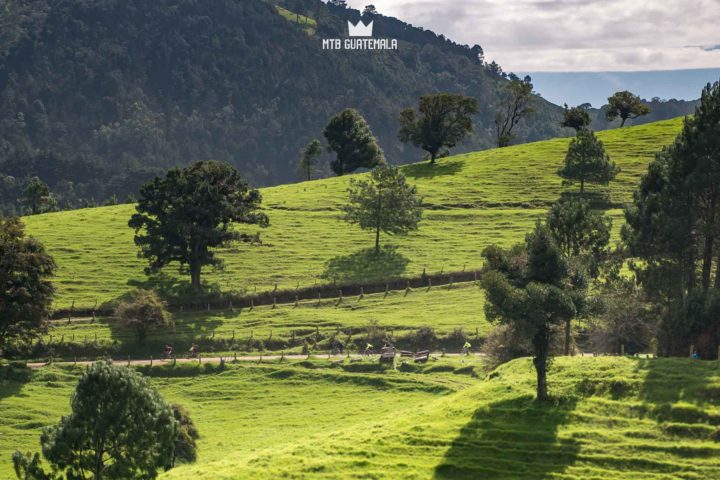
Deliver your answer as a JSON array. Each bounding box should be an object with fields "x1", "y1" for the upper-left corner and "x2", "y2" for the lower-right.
[
  {"x1": 114, "y1": 289, "x2": 172, "y2": 342},
  {"x1": 171, "y1": 404, "x2": 199, "y2": 466},
  {"x1": 482, "y1": 325, "x2": 533, "y2": 369}
]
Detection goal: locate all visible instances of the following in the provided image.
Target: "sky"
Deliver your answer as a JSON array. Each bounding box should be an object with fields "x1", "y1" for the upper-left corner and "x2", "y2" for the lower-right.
[{"x1": 344, "y1": 0, "x2": 720, "y2": 73}]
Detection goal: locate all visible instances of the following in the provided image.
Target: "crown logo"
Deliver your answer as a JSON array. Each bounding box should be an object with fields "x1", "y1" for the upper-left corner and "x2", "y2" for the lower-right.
[{"x1": 348, "y1": 20, "x2": 373, "y2": 37}]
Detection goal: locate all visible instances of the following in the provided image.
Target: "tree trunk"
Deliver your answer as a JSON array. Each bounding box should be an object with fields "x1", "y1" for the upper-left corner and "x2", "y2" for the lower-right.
[
  {"x1": 702, "y1": 195, "x2": 716, "y2": 292},
  {"x1": 375, "y1": 225, "x2": 381, "y2": 256},
  {"x1": 564, "y1": 318, "x2": 571, "y2": 356},
  {"x1": 620, "y1": 116, "x2": 627, "y2": 127},
  {"x1": 532, "y1": 325, "x2": 550, "y2": 401},
  {"x1": 702, "y1": 234, "x2": 714, "y2": 292},
  {"x1": 579, "y1": 179, "x2": 585, "y2": 199},
  {"x1": 429, "y1": 150, "x2": 437, "y2": 164},
  {"x1": 190, "y1": 261, "x2": 202, "y2": 291},
  {"x1": 715, "y1": 248, "x2": 720, "y2": 289}
]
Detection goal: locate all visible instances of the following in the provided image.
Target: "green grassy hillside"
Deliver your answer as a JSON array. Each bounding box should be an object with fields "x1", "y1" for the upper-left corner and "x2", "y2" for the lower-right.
[
  {"x1": 24, "y1": 118, "x2": 684, "y2": 311},
  {"x1": 2, "y1": 356, "x2": 719, "y2": 479},
  {"x1": 42, "y1": 282, "x2": 490, "y2": 359}
]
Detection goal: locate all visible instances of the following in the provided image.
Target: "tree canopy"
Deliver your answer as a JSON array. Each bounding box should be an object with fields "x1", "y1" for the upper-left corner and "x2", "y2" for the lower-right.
[
  {"x1": 398, "y1": 93, "x2": 479, "y2": 163},
  {"x1": 324, "y1": 109, "x2": 385, "y2": 176},
  {"x1": 298, "y1": 139, "x2": 323, "y2": 181},
  {"x1": 481, "y1": 223, "x2": 587, "y2": 400},
  {"x1": 494, "y1": 76, "x2": 535, "y2": 147},
  {"x1": 13, "y1": 361, "x2": 180, "y2": 480},
  {"x1": 561, "y1": 104, "x2": 591, "y2": 131},
  {"x1": 622, "y1": 80, "x2": 720, "y2": 357},
  {"x1": 114, "y1": 289, "x2": 173, "y2": 342},
  {"x1": 558, "y1": 128, "x2": 619, "y2": 197},
  {"x1": 0, "y1": 217, "x2": 55, "y2": 356},
  {"x1": 343, "y1": 164, "x2": 423, "y2": 254},
  {"x1": 605, "y1": 91, "x2": 651, "y2": 127},
  {"x1": 129, "y1": 160, "x2": 269, "y2": 291}
]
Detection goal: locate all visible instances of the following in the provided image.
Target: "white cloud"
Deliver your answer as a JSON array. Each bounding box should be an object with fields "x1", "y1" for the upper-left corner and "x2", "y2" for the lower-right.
[{"x1": 345, "y1": 0, "x2": 720, "y2": 71}]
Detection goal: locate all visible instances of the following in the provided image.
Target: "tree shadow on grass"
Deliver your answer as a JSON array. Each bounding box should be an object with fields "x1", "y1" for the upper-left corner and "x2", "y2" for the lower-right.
[
  {"x1": 320, "y1": 246, "x2": 410, "y2": 284},
  {"x1": 0, "y1": 363, "x2": 33, "y2": 401},
  {"x1": 124, "y1": 272, "x2": 223, "y2": 305},
  {"x1": 637, "y1": 356, "x2": 720, "y2": 411},
  {"x1": 403, "y1": 159, "x2": 465, "y2": 180},
  {"x1": 435, "y1": 395, "x2": 579, "y2": 479}
]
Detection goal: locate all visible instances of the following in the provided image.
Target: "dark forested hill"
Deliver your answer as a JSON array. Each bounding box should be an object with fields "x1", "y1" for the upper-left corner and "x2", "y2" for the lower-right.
[{"x1": 0, "y1": 0, "x2": 563, "y2": 213}]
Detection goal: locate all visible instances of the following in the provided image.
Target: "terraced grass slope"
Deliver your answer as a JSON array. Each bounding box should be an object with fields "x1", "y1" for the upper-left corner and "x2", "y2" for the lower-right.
[
  {"x1": 166, "y1": 357, "x2": 720, "y2": 480},
  {"x1": 23, "y1": 118, "x2": 684, "y2": 309},
  {"x1": 2, "y1": 356, "x2": 719, "y2": 479}
]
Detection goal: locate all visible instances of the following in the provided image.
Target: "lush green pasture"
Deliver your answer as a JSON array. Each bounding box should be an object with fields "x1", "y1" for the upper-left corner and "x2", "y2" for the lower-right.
[
  {"x1": 3, "y1": 356, "x2": 719, "y2": 479},
  {"x1": 167, "y1": 357, "x2": 720, "y2": 480},
  {"x1": 23, "y1": 118, "x2": 683, "y2": 309},
  {"x1": 0, "y1": 358, "x2": 479, "y2": 479},
  {"x1": 43, "y1": 282, "x2": 491, "y2": 358}
]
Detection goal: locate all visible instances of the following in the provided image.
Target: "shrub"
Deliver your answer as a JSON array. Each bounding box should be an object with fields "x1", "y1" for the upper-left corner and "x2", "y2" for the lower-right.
[{"x1": 114, "y1": 289, "x2": 172, "y2": 342}]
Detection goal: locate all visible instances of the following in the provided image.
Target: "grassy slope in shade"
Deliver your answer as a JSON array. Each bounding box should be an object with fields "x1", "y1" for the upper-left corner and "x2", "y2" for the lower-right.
[
  {"x1": 23, "y1": 118, "x2": 683, "y2": 309},
  {"x1": 2, "y1": 357, "x2": 719, "y2": 479}
]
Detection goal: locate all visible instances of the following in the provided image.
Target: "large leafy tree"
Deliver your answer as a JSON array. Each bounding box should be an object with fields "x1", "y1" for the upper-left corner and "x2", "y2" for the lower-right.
[
  {"x1": 558, "y1": 128, "x2": 619, "y2": 197},
  {"x1": 481, "y1": 223, "x2": 587, "y2": 400},
  {"x1": 561, "y1": 103, "x2": 591, "y2": 131},
  {"x1": 623, "y1": 81, "x2": 720, "y2": 357},
  {"x1": 494, "y1": 76, "x2": 535, "y2": 147},
  {"x1": 129, "y1": 161, "x2": 269, "y2": 291},
  {"x1": 546, "y1": 198, "x2": 611, "y2": 354},
  {"x1": 324, "y1": 109, "x2": 385, "y2": 176},
  {"x1": 398, "y1": 93, "x2": 479, "y2": 163},
  {"x1": 605, "y1": 91, "x2": 650, "y2": 127},
  {"x1": 13, "y1": 361, "x2": 180, "y2": 480},
  {"x1": 0, "y1": 217, "x2": 55, "y2": 355},
  {"x1": 343, "y1": 164, "x2": 423, "y2": 255}
]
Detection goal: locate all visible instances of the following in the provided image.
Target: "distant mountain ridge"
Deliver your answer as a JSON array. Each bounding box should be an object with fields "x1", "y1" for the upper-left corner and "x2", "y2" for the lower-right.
[{"x1": 0, "y1": 0, "x2": 565, "y2": 214}]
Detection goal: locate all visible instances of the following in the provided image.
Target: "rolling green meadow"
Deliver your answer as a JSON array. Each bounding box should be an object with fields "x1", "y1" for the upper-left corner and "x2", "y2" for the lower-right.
[
  {"x1": 3, "y1": 357, "x2": 720, "y2": 479},
  {"x1": 7, "y1": 117, "x2": 720, "y2": 479},
  {"x1": 23, "y1": 118, "x2": 683, "y2": 311}
]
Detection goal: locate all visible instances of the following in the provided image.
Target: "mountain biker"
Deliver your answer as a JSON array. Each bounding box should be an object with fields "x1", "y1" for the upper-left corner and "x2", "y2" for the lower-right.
[
  {"x1": 364, "y1": 343, "x2": 373, "y2": 355},
  {"x1": 462, "y1": 341, "x2": 472, "y2": 356},
  {"x1": 164, "y1": 344, "x2": 174, "y2": 359},
  {"x1": 189, "y1": 343, "x2": 200, "y2": 358}
]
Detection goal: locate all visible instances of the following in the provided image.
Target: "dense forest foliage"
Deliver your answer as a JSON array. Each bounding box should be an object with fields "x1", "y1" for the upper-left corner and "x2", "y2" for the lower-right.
[{"x1": 0, "y1": 0, "x2": 566, "y2": 214}]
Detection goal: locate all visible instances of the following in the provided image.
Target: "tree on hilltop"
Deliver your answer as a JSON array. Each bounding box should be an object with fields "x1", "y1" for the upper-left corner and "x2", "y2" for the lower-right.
[
  {"x1": 605, "y1": 91, "x2": 650, "y2": 127},
  {"x1": 13, "y1": 361, "x2": 184, "y2": 480},
  {"x1": 298, "y1": 139, "x2": 323, "y2": 181},
  {"x1": 494, "y1": 76, "x2": 535, "y2": 147},
  {"x1": 398, "y1": 93, "x2": 479, "y2": 164},
  {"x1": 0, "y1": 216, "x2": 55, "y2": 356},
  {"x1": 129, "y1": 160, "x2": 269, "y2": 291},
  {"x1": 558, "y1": 128, "x2": 619, "y2": 197},
  {"x1": 561, "y1": 103, "x2": 591, "y2": 131},
  {"x1": 324, "y1": 109, "x2": 385, "y2": 176},
  {"x1": 343, "y1": 164, "x2": 423, "y2": 255}
]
